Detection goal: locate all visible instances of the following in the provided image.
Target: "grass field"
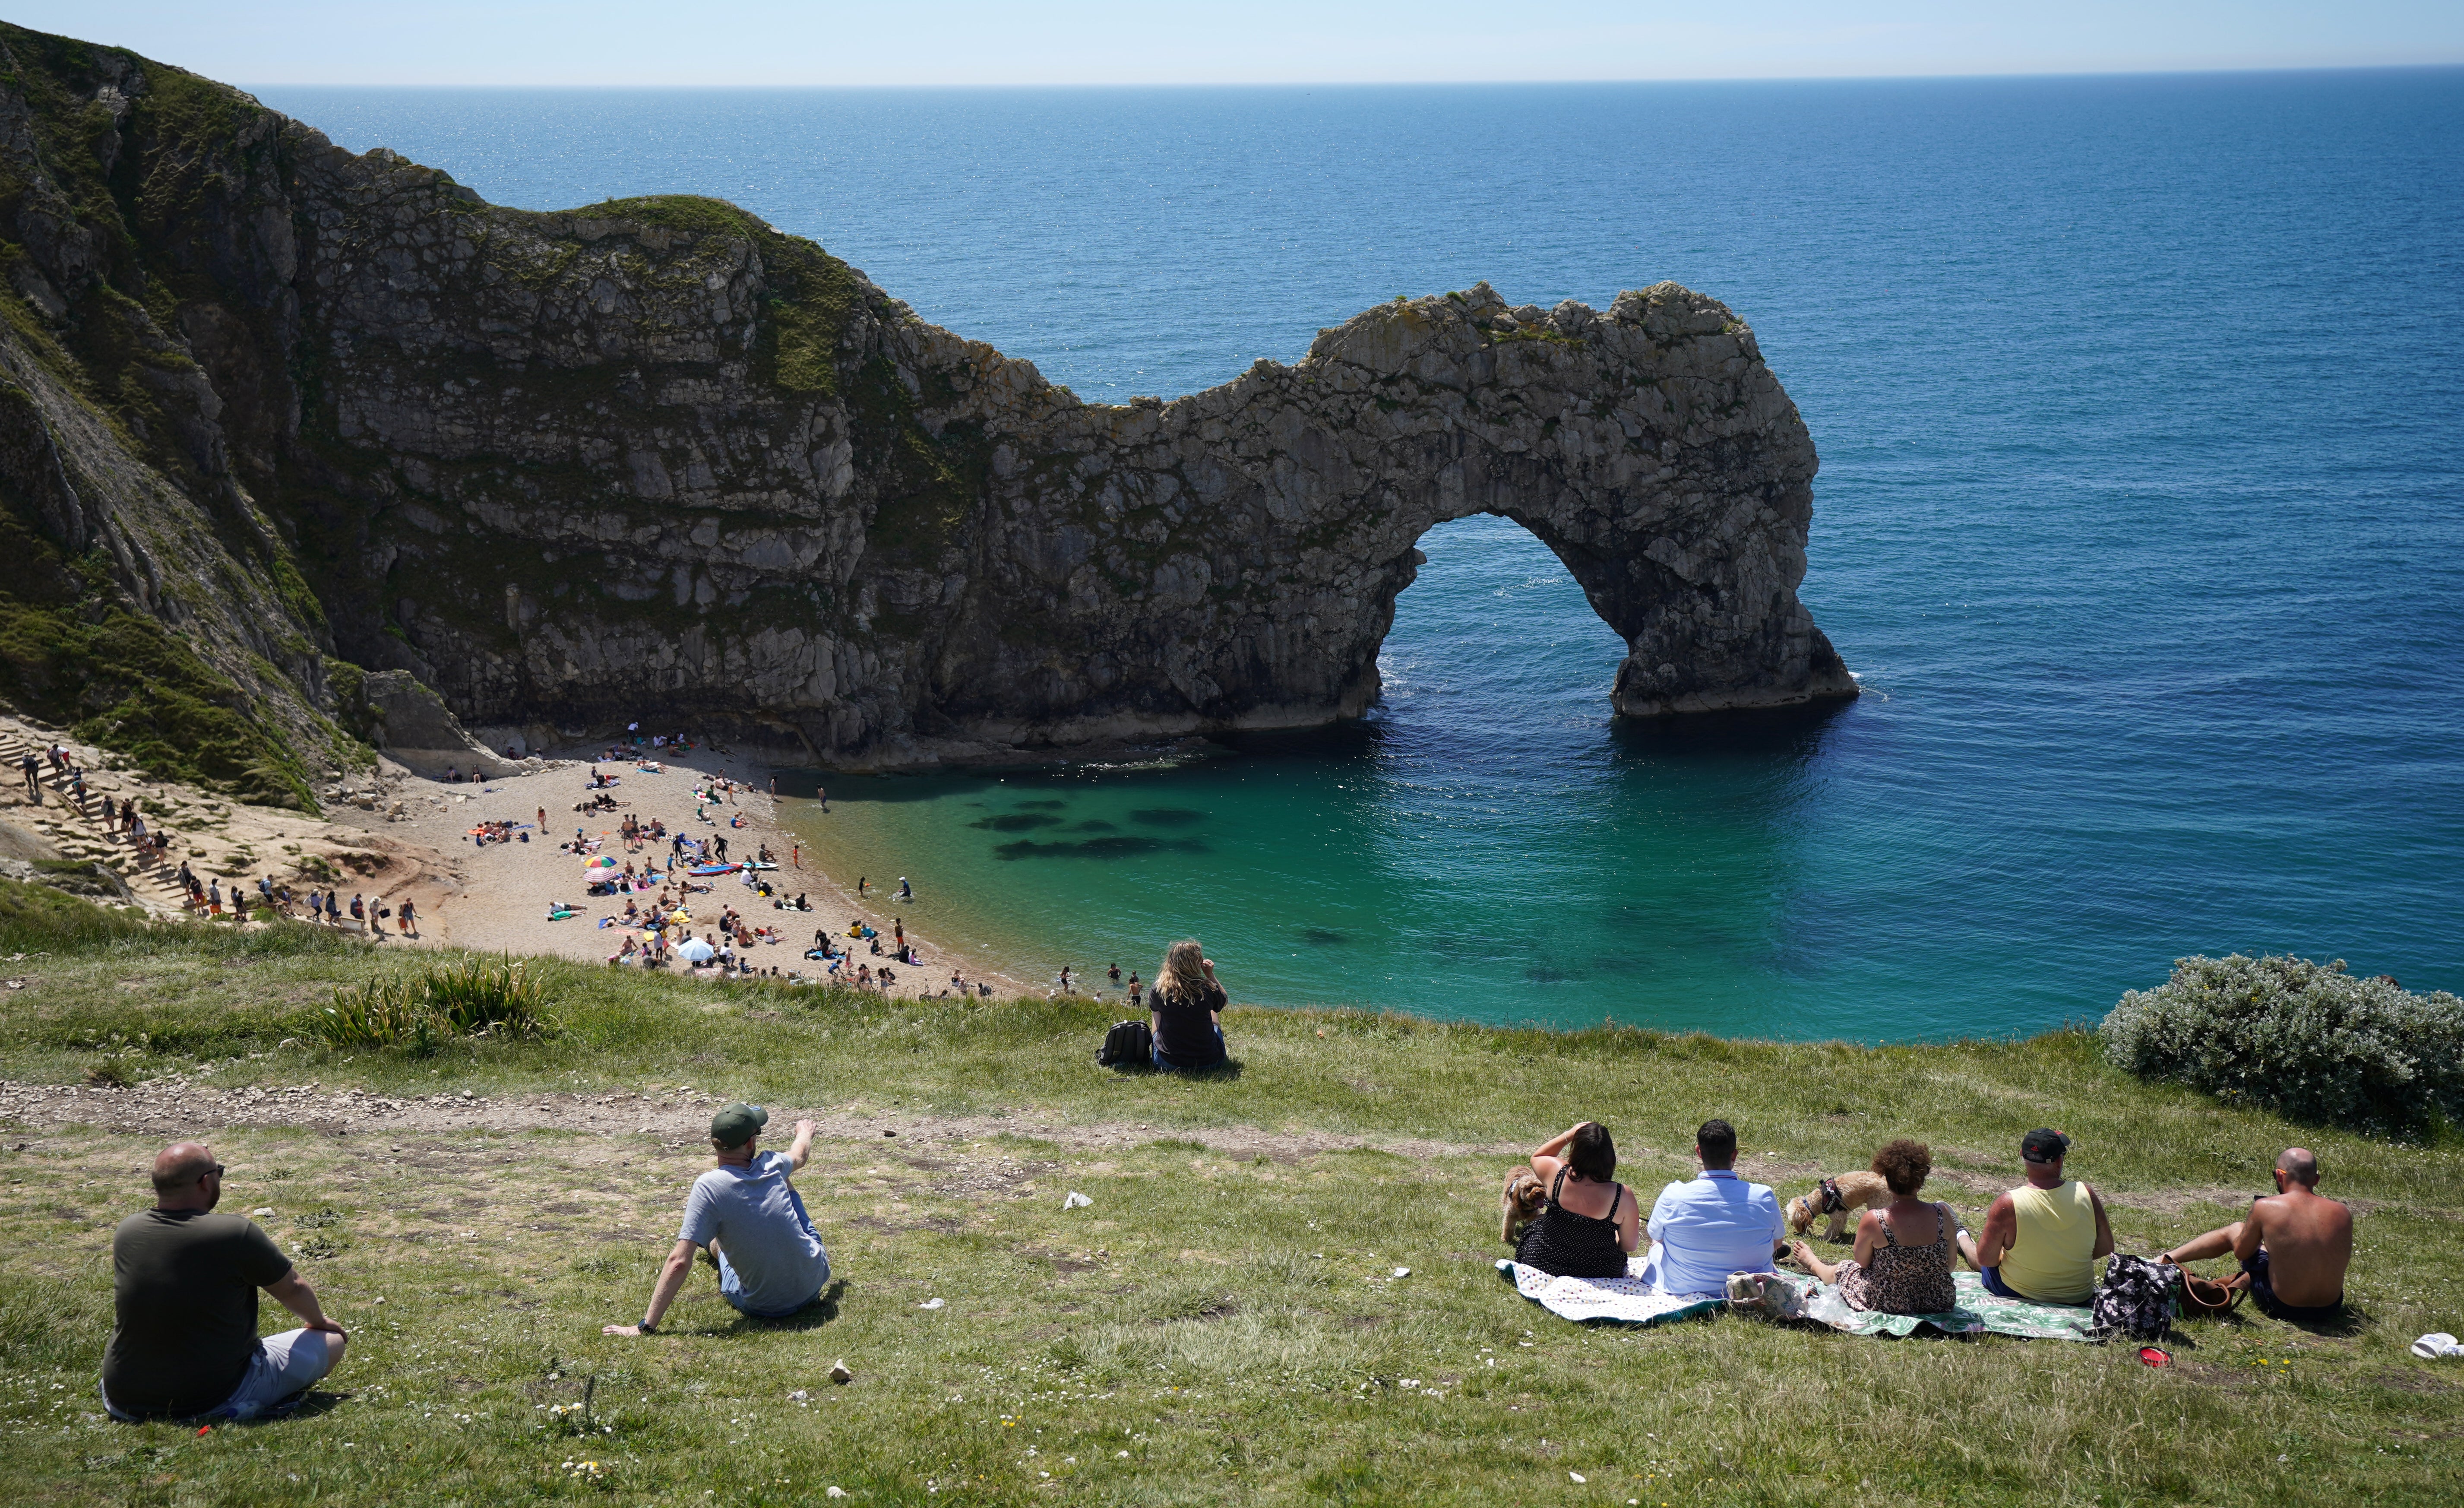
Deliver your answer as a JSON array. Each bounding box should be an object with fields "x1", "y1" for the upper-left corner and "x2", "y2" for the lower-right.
[{"x1": 1, "y1": 899, "x2": 2458, "y2": 1505}]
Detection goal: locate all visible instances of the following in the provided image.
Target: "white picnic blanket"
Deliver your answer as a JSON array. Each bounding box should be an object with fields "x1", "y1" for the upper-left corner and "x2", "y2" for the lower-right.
[{"x1": 1496, "y1": 1260, "x2": 1725, "y2": 1327}]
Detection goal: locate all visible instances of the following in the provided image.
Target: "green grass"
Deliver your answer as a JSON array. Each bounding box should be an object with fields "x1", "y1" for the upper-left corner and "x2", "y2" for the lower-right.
[{"x1": 0, "y1": 885, "x2": 2458, "y2": 1504}]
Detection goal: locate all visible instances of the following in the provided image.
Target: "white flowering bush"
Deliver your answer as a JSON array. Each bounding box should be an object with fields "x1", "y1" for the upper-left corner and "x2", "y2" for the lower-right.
[{"x1": 2100, "y1": 954, "x2": 2464, "y2": 1136}]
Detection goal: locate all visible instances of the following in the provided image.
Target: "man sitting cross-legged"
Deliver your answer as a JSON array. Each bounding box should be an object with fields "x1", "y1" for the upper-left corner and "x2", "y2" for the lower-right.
[
  {"x1": 1957, "y1": 1128, "x2": 2113, "y2": 1305},
  {"x1": 1637, "y1": 1118, "x2": 1788, "y2": 1296},
  {"x1": 2159, "y1": 1147, "x2": 2351, "y2": 1323},
  {"x1": 605, "y1": 1104, "x2": 830, "y2": 1334},
  {"x1": 101, "y1": 1142, "x2": 348, "y2": 1421}
]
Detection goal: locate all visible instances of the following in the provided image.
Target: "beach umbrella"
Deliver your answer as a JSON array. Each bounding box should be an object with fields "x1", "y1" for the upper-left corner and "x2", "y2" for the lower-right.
[
  {"x1": 583, "y1": 855, "x2": 618, "y2": 869},
  {"x1": 677, "y1": 938, "x2": 716, "y2": 964}
]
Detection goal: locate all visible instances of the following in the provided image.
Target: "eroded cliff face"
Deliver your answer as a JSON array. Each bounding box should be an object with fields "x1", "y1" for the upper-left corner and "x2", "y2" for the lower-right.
[{"x1": 0, "y1": 22, "x2": 1853, "y2": 784}]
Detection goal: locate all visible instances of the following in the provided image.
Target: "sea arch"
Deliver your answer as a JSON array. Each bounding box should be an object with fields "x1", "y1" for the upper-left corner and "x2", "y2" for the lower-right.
[{"x1": 926, "y1": 280, "x2": 1858, "y2": 751}]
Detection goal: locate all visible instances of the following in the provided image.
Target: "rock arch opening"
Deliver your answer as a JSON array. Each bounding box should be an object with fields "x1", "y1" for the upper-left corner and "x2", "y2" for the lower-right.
[{"x1": 1373, "y1": 514, "x2": 1631, "y2": 722}]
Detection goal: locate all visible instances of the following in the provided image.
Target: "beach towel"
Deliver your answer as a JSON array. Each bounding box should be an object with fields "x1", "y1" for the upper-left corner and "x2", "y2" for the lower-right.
[
  {"x1": 1756, "y1": 1270, "x2": 2099, "y2": 1341},
  {"x1": 1496, "y1": 1260, "x2": 1724, "y2": 1327},
  {"x1": 690, "y1": 863, "x2": 740, "y2": 876}
]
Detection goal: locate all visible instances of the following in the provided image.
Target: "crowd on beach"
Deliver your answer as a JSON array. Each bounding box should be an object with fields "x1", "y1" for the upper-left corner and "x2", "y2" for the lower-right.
[{"x1": 1506, "y1": 1117, "x2": 2353, "y2": 1327}]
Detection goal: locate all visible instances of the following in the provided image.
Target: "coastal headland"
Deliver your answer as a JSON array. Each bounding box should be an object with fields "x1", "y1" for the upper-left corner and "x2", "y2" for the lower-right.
[{"x1": 0, "y1": 21, "x2": 1850, "y2": 796}]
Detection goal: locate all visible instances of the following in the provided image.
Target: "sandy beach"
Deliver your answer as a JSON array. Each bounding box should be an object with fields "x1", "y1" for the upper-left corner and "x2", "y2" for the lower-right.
[
  {"x1": 318, "y1": 739, "x2": 1039, "y2": 997},
  {"x1": 0, "y1": 714, "x2": 1041, "y2": 999}
]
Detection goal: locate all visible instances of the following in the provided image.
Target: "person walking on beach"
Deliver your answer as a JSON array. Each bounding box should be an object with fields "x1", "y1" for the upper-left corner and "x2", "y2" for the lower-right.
[
  {"x1": 398, "y1": 899, "x2": 418, "y2": 937},
  {"x1": 857, "y1": 876, "x2": 867, "y2": 897},
  {"x1": 791, "y1": 842, "x2": 800, "y2": 869}
]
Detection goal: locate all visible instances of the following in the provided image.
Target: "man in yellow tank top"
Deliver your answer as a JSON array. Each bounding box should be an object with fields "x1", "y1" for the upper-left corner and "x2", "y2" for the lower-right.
[{"x1": 1956, "y1": 1128, "x2": 2113, "y2": 1305}]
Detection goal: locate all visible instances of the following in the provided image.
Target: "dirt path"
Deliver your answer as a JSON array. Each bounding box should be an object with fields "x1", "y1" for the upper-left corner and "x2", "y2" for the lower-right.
[
  {"x1": 0, "y1": 1077, "x2": 1516, "y2": 1164},
  {"x1": 0, "y1": 1077, "x2": 2323, "y2": 1220}
]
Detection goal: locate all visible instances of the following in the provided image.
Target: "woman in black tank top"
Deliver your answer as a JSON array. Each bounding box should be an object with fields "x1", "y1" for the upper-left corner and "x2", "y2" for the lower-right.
[{"x1": 1515, "y1": 1121, "x2": 1639, "y2": 1279}]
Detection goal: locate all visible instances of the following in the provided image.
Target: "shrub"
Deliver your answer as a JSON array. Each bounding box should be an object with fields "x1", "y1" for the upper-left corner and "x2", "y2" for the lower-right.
[
  {"x1": 316, "y1": 956, "x2": 552, "y2": 1051},
  {"x1": 2099, "y1": 954, "x2": 2464, "y2": 1136}
]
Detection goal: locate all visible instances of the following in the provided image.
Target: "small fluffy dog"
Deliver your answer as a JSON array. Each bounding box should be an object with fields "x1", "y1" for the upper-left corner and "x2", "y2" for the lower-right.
[
  {"x1": 1785, "y1": 1171, "x2": 1889, "y2": 1242},
  {"x1": 1500, "y1": 1167, "x2": 1549, "y2": 1245}
]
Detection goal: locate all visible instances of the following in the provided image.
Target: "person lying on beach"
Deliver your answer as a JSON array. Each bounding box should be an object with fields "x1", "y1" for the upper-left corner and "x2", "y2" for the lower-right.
[
  {"x1": 604, "y1": 1105, "x2": 829, "y2": 1334},
  {"x1": 1788, "y1": 1140, "x2": 1959, "y2": 1314},
  {"x1": 1515, "y1": 1122, "x2": 1639, "y2": 1278},
  {"x1": 2157, "y1": 1147, "x2": 2350, "y2": 1322},
  {"x1": 1956, "y1": 1129, "x2": 2111, "y2": 1305}
]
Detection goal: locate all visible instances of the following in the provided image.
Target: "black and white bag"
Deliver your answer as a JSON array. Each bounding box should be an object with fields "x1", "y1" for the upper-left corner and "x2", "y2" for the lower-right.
[
  {"x1": 2092, "y1": 1253, "x2": 2179, "y2": 1340},
  {"x1": 1096, "y1": 1018, "x2": 1152, "y2": 1068}
]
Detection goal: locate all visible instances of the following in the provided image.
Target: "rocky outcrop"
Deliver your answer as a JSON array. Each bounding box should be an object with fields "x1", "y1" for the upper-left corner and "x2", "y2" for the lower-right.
[{"x1": 0, "y1": 22, "x2": 1852, "y2": 781}]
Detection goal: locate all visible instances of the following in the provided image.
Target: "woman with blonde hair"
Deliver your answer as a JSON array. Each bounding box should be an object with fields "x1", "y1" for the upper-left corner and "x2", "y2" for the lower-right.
[{"x1": 1148, "y1": 939, "x2": 1228, "y2": 1071}]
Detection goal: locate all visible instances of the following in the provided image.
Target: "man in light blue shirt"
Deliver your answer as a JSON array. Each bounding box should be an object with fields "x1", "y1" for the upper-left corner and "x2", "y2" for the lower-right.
[{"x1": 1640, "y1": 1118, "x2": 1787, "y2": 1296}]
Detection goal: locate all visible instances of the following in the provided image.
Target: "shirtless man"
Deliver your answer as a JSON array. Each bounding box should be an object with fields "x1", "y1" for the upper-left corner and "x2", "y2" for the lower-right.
[{"x1": 2159, "y1": 1147, "x2": 2350, "y2": 1321}]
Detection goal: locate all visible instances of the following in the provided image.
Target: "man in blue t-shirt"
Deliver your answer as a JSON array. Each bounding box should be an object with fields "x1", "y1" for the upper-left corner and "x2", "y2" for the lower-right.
[{"x1": 604, "y1": 1104, "x2": 830, "y2": 1334}]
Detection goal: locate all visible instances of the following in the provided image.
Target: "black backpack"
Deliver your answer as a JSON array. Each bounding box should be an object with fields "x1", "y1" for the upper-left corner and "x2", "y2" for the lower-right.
[
  {"x1": 1097, "y1": 1019, "x2": 1152, "y2": 1068},
  {"x1": 2091, "y1": 1254, "x2": 2178, "y2": 1340}
]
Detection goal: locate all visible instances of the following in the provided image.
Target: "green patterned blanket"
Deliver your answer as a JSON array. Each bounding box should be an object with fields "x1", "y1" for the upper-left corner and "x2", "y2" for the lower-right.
[{"x1": 1761, "y1": 1270, "x2": 2099, "y2": 1341}]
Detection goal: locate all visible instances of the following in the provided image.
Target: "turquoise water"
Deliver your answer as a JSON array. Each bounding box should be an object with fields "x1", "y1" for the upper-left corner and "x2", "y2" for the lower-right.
[{"x1": 263, "y1": 72, "x2": 2464, "y2": 1039}]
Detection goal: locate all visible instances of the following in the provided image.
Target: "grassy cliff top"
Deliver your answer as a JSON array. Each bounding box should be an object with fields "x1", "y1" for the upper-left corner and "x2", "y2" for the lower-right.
[{"x1": 0, "y1": 888, "x2": 2458, "y2": 1504}]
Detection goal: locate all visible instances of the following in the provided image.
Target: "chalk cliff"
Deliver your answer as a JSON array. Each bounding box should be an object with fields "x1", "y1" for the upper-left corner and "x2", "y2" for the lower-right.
[{"x1": 0, "y1": 22, "x2": 1853, "y2": 798}]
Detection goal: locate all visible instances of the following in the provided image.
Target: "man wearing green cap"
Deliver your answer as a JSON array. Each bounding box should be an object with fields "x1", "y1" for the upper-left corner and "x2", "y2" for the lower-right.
[{"x1": 603, "y1": 1103, "x2": 829, "y2": 1334}]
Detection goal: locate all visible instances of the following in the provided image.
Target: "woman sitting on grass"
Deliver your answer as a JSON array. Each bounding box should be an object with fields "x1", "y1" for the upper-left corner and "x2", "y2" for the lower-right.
[
  {"x1": 1790, "y1": 1139, "x2": 1959, "y2": 1315},
  {"x1": 1516, "y1": 1121, "x2": 1638, "y2": 1279},
  {"x1": 1148, "y1": 940, "x2": 1229, "y2": 1071}
]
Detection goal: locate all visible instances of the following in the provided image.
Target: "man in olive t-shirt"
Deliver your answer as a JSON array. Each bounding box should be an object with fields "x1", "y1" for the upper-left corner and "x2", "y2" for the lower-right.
[{"x1": 101, "y1": 1142, "x2": 348, "y2": 1421}]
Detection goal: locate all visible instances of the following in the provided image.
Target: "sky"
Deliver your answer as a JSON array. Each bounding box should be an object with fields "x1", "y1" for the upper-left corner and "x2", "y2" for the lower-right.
[{"x1": 18, "y1": 2, "x2": 2464, "y2": 86}]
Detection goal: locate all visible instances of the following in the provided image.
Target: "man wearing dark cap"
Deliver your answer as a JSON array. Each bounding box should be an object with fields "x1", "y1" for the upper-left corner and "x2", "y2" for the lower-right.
[
  {"x1": 101, "y1": 1142, "x2": 348, "y2": 1420},
  {"x1": 605, "y1": 1103, "x2": 829, "y2": 1335},
  {"x1": 1956, "y1": 1128, "x2": 2112, "y2": 1306},
  {"x1": 2158, "y1": 1147, "x2": 2350, "y2": 1322}
]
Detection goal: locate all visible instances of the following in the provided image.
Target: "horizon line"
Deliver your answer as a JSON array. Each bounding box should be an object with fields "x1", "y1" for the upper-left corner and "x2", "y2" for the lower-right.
[{"x1": 230, "y1": 61, "x2": 2464, "y2": 91}]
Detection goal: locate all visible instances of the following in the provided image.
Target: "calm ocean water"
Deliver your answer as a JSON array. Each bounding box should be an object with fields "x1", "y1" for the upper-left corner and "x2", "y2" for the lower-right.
[{"x1": 260, "y1": 72, "x2": 2464, "y2": 1040}]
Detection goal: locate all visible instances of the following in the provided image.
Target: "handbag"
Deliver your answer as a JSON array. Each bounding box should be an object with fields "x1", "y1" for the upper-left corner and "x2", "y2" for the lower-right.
[{"x1": 2177, "y1": 1270, "x2": 2247, "y2": 1318}]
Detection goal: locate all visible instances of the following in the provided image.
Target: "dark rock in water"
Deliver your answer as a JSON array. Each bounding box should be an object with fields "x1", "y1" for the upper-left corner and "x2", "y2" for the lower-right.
[
  {"x1": 1300, "y1": 927, "x2": 1349, "y2": 946},
  {"x1": 991, "y1": 836, "x2": 1208, "y2": 860},
  {"x1": 967, "y1": 813, "x2": 1063, "y2": 831},
  {"x1": 0, "y1": 23, "x2": 1854, "y2": 783},
  {"x1": 1129, "y1": 807, "x2": 1208, "y2": 828}
]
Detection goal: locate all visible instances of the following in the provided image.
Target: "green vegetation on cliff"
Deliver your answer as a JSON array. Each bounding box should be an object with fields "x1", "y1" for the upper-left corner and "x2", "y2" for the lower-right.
[{"x1": 0, "y1": 882, "x2": 2457, "y2": 1505}]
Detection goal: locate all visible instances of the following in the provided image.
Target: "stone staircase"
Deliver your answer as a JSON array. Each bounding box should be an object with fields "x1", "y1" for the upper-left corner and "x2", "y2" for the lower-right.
[{"x1": 0, "y1": 725, "x2": 195, "y2": 915}]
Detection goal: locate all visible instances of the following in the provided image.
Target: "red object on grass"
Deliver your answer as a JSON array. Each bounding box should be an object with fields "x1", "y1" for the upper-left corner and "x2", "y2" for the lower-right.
[{"x1": 2138, "y1": 1347, "x2": 2172, "y2": 1367}]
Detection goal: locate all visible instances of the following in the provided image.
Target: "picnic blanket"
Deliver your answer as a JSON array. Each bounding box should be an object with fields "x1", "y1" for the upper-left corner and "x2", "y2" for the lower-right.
[
  {"x1": 1757, "y1": 1270, "x2": 2099, "y2": 1341},
  {"x1": 1496, "y1": 1260, "x2": 1724, "y2": 1327}
]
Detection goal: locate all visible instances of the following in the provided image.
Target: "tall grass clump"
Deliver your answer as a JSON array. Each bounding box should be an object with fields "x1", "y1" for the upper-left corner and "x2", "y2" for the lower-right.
[
  {"x1": 2100, "y1": 953, "x2": 2464, "y2": 1137},
  {"x1": 318, "y1": 955, "x2": 552, "y2": 1051},
  {"x1": 0, "y1": 873, "x2": 153, "y2": 952}
]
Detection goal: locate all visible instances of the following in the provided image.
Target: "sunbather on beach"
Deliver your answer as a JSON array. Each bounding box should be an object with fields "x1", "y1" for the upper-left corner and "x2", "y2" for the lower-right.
[
  {"x1": 1515, "y1": 1121, "x2": 1638, "y2": 1278},
  {"x1": 1789, "y1": 1139, "x2": 1958, "y2": 1314},
  {"x1": 1957, "y1": 1129, "x2": 2111, "y2": 1305},
  {"x1": 2158, "y1": 1147, "x2": 2350, "y2": 1322}
]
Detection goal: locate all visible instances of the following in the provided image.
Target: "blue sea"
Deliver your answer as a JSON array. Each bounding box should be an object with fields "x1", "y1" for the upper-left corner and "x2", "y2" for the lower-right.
[{"x1": 259, "y1": 72, "x2": 2464, "y2": 1041}]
